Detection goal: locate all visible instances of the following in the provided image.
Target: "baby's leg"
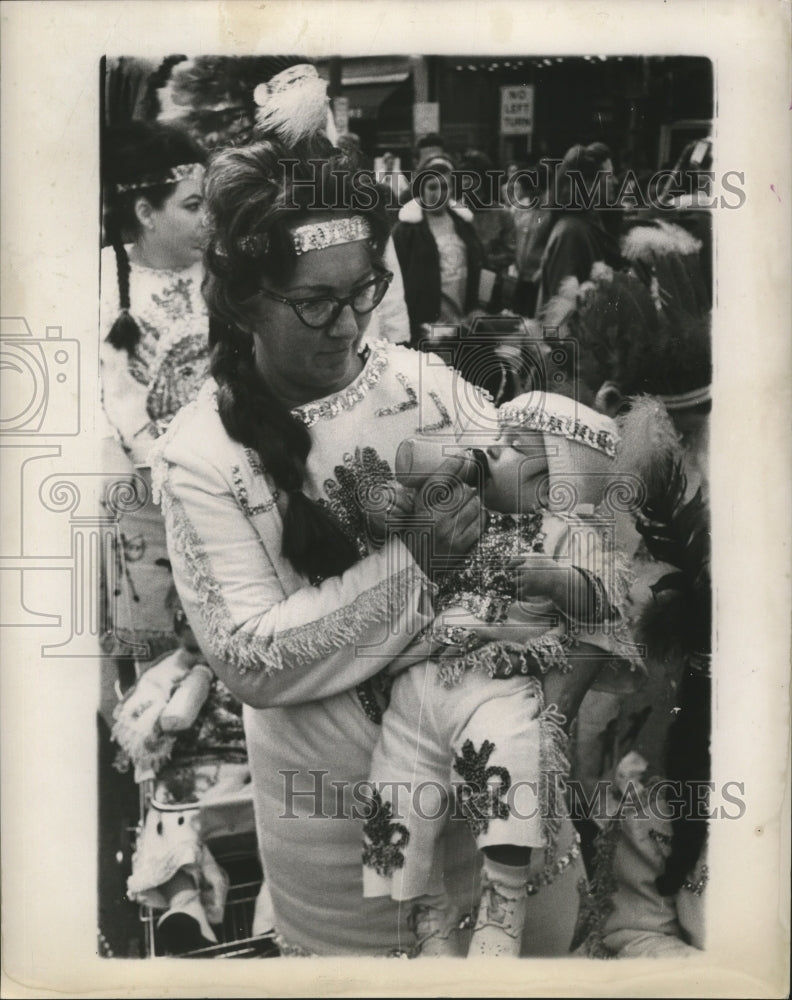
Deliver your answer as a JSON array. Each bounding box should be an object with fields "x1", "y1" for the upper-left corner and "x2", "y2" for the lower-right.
[
  {"x1": 444, "y1": 671, "x2": 564, "y2": 956},
  {"x1": 364, "y1": 663, "x2": 462, "y2": 955}
]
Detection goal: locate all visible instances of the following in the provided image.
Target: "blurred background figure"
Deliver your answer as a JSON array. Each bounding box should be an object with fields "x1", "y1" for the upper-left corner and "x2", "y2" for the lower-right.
[
  {"x1": 509, "y1": 164, "x2": 552, "y2": 318},
  {"x1": 147, "y1": 55, "x2": 307, "y2": 149},
  {"x1": 377, "y1": 150, "x2": 409, "y2": 204},
  {"x1": 536, "y1": 143, "x2": 624, "y2": 314},
  {"x1": 585, "y1": 141, "x2": 625, "y2": 241},
  {"x1": 414, "y1": 131, "x2": 447, "y2": 171},
  {"x1": 459, "y1": 149, "x2": 516, "y2": 310},
  {"x1": 499, "y1": 158, "x2": 521, "y2": 205},
  {"x1": 392, "y1": 153, "x2": 483, "y2": 345}
]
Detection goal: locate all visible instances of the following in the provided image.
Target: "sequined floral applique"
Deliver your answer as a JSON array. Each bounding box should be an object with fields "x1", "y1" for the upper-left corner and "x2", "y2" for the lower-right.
[
  {"x1": 146, "y1": 332, "x2": 211, "y2": 432},
  {"x1": 452, "y1": 739, "x2": 512, "y2": 836},
  {"x1": 322, "y1": 446, "x2": 396, "y2": 555},
  {"x1": 362, "y1": 789, "x2": 410, "y2": 877},
  {"x1": 434, "y1": 512, "x2": 544, "y2": 622}
]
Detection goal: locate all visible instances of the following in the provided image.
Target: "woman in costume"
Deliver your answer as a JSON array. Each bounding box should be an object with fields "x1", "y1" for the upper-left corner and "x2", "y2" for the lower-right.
[
  {"x1": 100, "y1": 120, "x2": 210, "y2": 663},
  {"x1": 153, "y1": 65, "x2": 609, "y2": 957}
]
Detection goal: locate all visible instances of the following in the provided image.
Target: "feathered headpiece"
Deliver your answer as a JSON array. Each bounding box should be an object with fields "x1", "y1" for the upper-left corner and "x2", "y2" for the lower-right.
[
  {"x1": 253, "y1": 63, "x2": 332, "y2": 146},
  {"x1": 541, "y1": 255, "x2": 711, "y2": 405},
  {"x1": 634, "y1": 459, "x2": 711, "y2": 662}
]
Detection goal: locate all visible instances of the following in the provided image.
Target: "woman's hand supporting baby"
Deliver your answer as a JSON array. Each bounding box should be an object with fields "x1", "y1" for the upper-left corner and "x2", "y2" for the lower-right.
[{"x1": 364, "y1": 454, "x2": 484, "y2": 577}]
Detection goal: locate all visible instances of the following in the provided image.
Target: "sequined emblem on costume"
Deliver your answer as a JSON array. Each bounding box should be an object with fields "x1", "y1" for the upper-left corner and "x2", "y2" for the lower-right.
[
  {"x1": 355, "y1": 674, "x2": 393, "y2": 725},
  {"x1": 230, "y1": 465, "x2": 279, "y2": 518},
  {"x1": 362, "y1": 789, "x2": 410, "y2": 877},
  {"x1": 418, "y1": 391, "x2": 452, "y2": 432},
  {"x1": 682, "y1": 864, "x2": 709, "y2": 896},
  {"x1": 435, "y1": 512, "x2": 544, "y2": 622},
  {"x1": 452, "y1": 739, "x2": 512, "y2": 836},
  {"x1": 525, "y1": 837, "x2": 581, "y2": 896},
  {"x1": 292, "y1": 346, "x2": 389, "y2": 428},
  {"x1": 375, "y1": 371, "x2": 418, "y2": 417},
  {"x1": 322, "y1": 446, "x2": 395, "y2": 555}
]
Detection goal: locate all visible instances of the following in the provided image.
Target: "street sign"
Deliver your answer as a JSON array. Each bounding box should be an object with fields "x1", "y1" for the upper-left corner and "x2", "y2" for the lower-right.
[{"x1": 500, "y1": 86, "x2": 534, "y2": 136}]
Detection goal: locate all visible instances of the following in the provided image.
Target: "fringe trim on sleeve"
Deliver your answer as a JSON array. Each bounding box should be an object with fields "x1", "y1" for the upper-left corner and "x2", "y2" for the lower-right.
[
  {"x1": 158, "y1": 460, "x2": 427, "y2": 676},
  {"x1": 538, "y1": 701, "x2": 571, "y2": 861}
]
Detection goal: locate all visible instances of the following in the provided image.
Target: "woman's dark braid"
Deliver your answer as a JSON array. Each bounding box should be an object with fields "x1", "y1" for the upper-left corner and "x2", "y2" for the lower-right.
[
  {"x1": 107, "y1": 217, "x2": 143, "y2": 355},
  {"x1": 210, "y1": 322, "x2": 360, "y2": 581}
]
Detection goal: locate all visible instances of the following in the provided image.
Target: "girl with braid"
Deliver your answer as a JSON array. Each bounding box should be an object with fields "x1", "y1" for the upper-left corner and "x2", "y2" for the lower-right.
[
  {"x1": 100, "y1": 120, "x2": 209, "y2": 661},
  {"x1": 152, "y1": 65, "x2": 610, "y2": 957}
]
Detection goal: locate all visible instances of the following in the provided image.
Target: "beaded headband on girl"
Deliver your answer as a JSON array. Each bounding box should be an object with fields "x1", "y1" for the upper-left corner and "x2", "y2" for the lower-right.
[
  {"x1": 236, "y1": 215, "x2": 372, "y2": 259},
  {"x1": 498, "y1": 395, "x2": 619, "y2": 459},
  {"x1": 115, "y1": 162, "x2": 204, "y2": 194}
]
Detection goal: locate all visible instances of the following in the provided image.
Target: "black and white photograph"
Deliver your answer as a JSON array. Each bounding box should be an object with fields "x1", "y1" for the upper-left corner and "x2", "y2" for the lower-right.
[{"x1": 1, "y1": 2, "x2": 790, "y2": 997}]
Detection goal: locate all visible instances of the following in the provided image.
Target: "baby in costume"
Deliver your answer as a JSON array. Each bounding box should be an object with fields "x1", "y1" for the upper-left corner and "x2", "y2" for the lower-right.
[{"x1": 362, "y1": 390, "x2": 645, "y2": 957}]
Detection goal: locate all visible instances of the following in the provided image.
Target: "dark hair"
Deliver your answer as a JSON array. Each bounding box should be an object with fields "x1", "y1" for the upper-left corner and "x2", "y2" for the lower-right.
[
  {"x1": 417, "y1": 132, "x2": 445, "y2": 150},
  {"x1": 550, "y1": 143, "x2": 606, "y2": 213},
  {"x1": 585, "y1": 142, "x2": 613, "y2": 168},
  {"x1": 102, "y1": 120, "x2": 207, "y2": 355},
  {"x1": 203, "y1": 134, "x2": 390, "y2": 582}
]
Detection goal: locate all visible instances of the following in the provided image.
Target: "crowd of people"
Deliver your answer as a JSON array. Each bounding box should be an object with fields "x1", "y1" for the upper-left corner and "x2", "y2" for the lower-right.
[{"x1": 99, "y1": 63, "x2": 712, "y2": 960}]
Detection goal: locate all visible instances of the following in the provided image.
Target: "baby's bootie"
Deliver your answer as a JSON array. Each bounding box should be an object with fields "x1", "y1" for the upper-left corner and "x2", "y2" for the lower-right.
[
  {"x1": 408, "y1": 892, "x2": 461, "y2": 957},
  {"x1": 467, "y1": 857, "x2": 530, "y2": 957}
]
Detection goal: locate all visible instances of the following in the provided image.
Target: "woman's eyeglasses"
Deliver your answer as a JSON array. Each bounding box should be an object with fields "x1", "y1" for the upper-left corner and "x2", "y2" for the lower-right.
[{"x1": 258, "y1": 270, "x2": 393, "y2": 330}]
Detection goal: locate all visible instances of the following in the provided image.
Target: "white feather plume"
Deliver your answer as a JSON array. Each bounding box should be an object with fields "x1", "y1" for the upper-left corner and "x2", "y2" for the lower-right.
[
  {"x1": 614, "y1": 394, "x2": 683, "y2": 499},
  {"x1": 621, "y1": 220, "x2": 702, "y2": 262},
  {"x1": 254, "y1": 64, "x2": 331, "y2": 145}
]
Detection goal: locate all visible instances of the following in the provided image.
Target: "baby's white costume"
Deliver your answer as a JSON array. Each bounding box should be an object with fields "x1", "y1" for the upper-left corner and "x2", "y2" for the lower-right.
[{"x1": 363, "y1": 392, "x2": 643, "y2": 954}]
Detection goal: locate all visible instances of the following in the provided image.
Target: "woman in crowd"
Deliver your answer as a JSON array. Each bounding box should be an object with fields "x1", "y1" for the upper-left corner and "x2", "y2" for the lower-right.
[
  {"x1": 536, "y1": 143, "x2": 623, "y2": 315},
  {"x1": 152, "y1": 66, "x2": 610, "y2": 957},
  {"x1": 392, "y1": 152, "x2": 483, "y2": 345},
  {"x1": 100, "y1": 119, "x2": 210, "y2": 668}
]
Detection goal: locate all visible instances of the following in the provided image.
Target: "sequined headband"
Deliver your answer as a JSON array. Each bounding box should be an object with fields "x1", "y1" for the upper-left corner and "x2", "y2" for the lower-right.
[
  {"x1": 497, "y1": 404, "x2": 619, "y2": 458},
  {"x1": 115, "y1": 162, "x2": 204, "y2": 194},
  {"x1": 236, "y1": 215, "x2": 372, "y2": 259}
]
